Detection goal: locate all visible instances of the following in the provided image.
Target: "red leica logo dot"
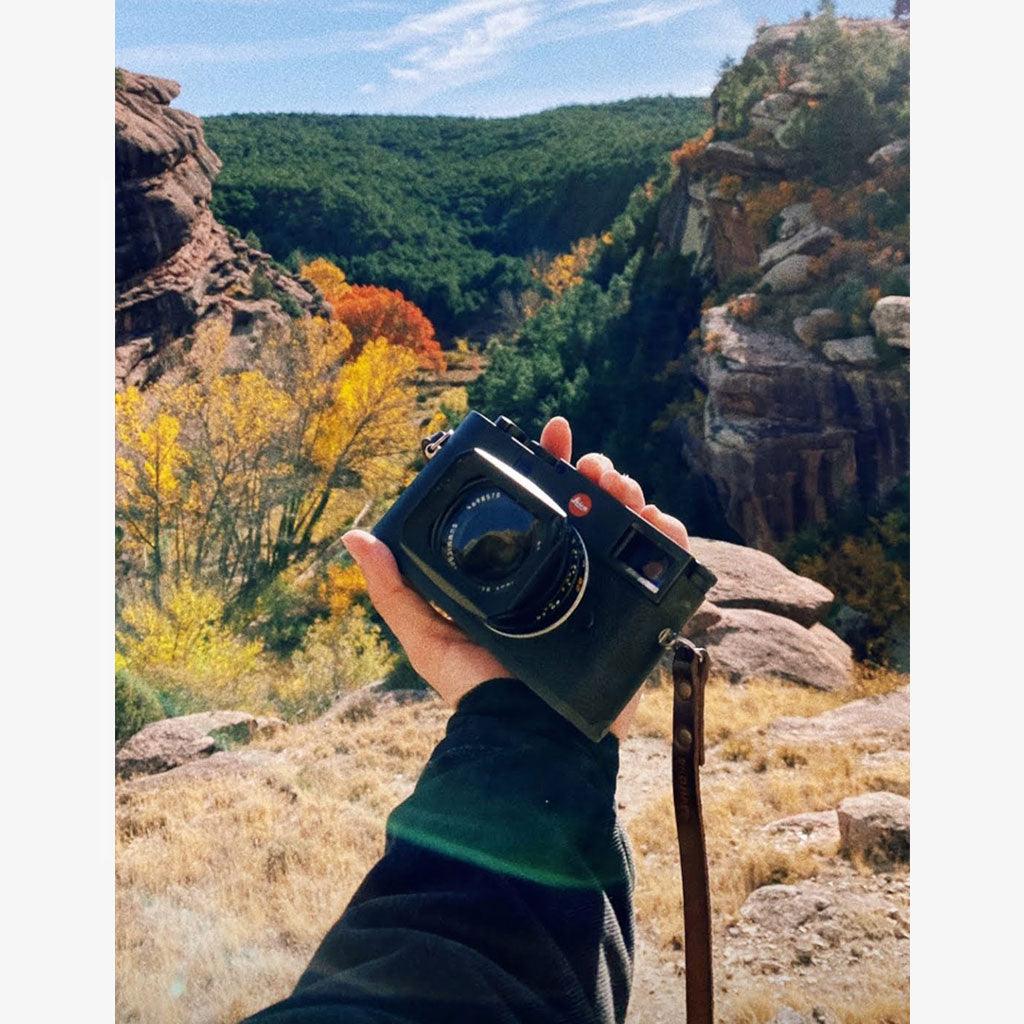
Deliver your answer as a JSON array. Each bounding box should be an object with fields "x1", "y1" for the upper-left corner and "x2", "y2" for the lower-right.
[{"x1": 568, "y1": 493, "x2": 592, "y2": 517}]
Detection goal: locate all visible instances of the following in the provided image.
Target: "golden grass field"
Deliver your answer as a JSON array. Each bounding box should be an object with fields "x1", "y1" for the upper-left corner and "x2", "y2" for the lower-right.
[{"x1": 116, "y1": 668, "x2": 909, "y2": 1024}]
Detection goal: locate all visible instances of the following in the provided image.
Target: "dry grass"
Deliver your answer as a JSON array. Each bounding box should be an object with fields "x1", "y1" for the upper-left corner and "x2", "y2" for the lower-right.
[
  {"x1": 116, "y1": 667, "x2": 910, "y2": 1023},
  {"x1": 115, "y1": 697, "x2": 447, "y2": 1024},
  {"x1": 631, "y1": 664, "x2": 906, "y2": 746},
  {"x1": 627, "y1": 667, "x2": 909, "y2": 945},
  {"x1": 630, "y1": 735, "x2": 910, "y2": 944},
  {"x1": 721, "y1": 973, "x2": 909, "y2": 1024}
]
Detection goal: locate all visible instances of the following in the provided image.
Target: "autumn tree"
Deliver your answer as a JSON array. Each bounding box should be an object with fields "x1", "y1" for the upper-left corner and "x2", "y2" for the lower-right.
[
  {"x1": 534, "y1": 236, "x2": 600, "y2": 300},
  {"x1": 299, "y1": 256, "x2": 351, "y2": 311},
  {"x1": 300, "y1": 258, "x2": 444, "y2": 370},
  {"x1": 114, "y1": 318, "x2": 422, "y2": 606},
  {"x1": 329, "y1": 283, "x2": 445, "y2": 370},
  {"x1": 115, "y1": 387, "x2": 187, "y2": 604}
]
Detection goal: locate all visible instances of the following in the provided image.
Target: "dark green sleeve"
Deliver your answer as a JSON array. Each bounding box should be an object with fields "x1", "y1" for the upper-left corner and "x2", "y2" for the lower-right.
[{"x1": 242, "y1": 678, "x2": 635, "y2": 1024}]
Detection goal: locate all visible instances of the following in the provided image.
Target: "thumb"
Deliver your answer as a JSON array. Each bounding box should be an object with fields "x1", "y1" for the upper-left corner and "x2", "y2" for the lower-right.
[{"x1": 341, "y1": 530, "x2": 440, "y2": 641}]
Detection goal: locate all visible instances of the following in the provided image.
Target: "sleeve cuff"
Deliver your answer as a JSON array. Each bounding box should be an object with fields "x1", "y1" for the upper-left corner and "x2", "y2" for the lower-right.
[{"x1": 385, "y1": 677, "x2": 624, "y2": 888}]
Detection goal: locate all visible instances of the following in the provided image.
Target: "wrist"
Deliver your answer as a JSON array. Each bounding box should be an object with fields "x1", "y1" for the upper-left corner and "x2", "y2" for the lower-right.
[{"x1": 438, "y1": 651, "x2": 510, "y2": 707}]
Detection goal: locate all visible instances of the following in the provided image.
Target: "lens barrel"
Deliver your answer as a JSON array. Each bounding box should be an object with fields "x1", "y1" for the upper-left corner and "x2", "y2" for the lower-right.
[{"x1": 437, "y1": 481, "x2": 588, "y2": 637}]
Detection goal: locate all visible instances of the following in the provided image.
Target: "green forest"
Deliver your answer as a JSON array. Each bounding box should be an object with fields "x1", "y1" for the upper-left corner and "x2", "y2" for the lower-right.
[{"x1": 205, "y1": 97, "x2": 710, "y2": 338}]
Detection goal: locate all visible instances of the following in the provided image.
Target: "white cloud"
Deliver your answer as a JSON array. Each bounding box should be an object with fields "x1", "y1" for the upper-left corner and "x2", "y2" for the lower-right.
[
  {"x1": 615, "y1": 1, "x2": 719, "y2": 30},
  {"x1": 358, "y1": 81, "x2": 378, "y2": 93},
  {"x1": 384, "y1": 4, "x2": 539, "y2": 82},
  {"x1": 117, "y1": 0, "x2": 731, "y2": 94},
  {"x1": 389, "y1": 66, "x2": 425, "y2": 81}
]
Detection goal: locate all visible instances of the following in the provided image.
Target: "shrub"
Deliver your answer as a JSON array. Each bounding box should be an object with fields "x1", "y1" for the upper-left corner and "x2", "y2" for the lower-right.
[
  {"x1": 827, "y1": 275, "x2": 876, "y2": 332},
  {"x1": 717, "y1": 175, "x2": 742, "y2": 202},
  {"x1": 115, "y1": 669, "x2": 164, "y2": 747},
  {"x1": 798, "y1": 537, "x2": 909, "y2": 662},
  {"x1": 777, "y1": 17, "x2": 908, "y2": 184},
  {"x1": 273, "y1": 288, "x2": 304, "y2": 319},
  {"x1": 713, "y1": 57, "x2": 772, "y2": 137},
  {"x1": 727, "y1": 293, "x2": 760, "y2": 323},
  {"x1": 251, "y1": 575, "x2": 325, "y2": 657},
  {"x1": 250, "y1": 270, "x2": 273, "y2": 300},
  {"x1": 670, "y1": 127, "x2": 715, "y2": 168},
  {"x1": 117, "y1": 579, "x2": 267, "y2": 711},
  {"x1": 789, "y1": 478, "x2": 909, "y2": 666},
  {"x1": 276, "y1": 610, "x2": 396, "y2": 720},
  {"x1": 743, "y1": 180, "x2": 806, "y2": 243}
]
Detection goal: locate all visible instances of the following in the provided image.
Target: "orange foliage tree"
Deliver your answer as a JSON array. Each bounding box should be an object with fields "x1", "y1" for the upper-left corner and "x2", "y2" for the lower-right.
[
  {"x1": 330, "y1": 284, "x2": 445, "y2": 370},
  {"x1": 301, "y1": 258, "x2": 445, "y2": 371}
]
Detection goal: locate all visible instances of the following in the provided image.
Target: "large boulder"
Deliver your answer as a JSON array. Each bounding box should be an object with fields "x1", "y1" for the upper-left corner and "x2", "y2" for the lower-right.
[
  {"x1": 730, "y1": 872, "x2": 909, "y2": 983},
  {"x1": 776, "y1": 202, "x2": 816, "y2": 240},
  {"x1": 687, "y1": 537, "x2": 833, "y2": 626},
  {"x1": 115, "y1": 710, "x2": 286, "y2": 778},
  {"x1": 868, "y1": 138, "x2": 909, "y2": 172},
  {"x1": 767, "y1": 688, "x2": 909, "y2": 747},
  {"x1": 701, "y1": 140, "x2": 798, "y2": 177},
  {"x1": 750, "y1": 91, "x2": 798, "y2": 133},
  {"x1": 837, "y1": 792, "x2": 910, "y2": 867},
  {"x1": 760, "y1": 254, "x2": 814, "y2": 294},
  {"x1": 870, "y1": 295, "x2": 910, "y2": 349},
  {"x1": 762, "y1": 810, "x2": 841, "y2": 853},
  {"x1": 793, "y1": 308, "x2": 844, "y2": 345},
  {"x1": 687, "y1": 606, "x2": 853, "y2": 691},
  {"x1": 787, "y1": 79, "x2": 827, "y2": 98},
  {"x1": 759, "y1": 224, "x2": 838, "y2": 272},
  {"x1": 821, "y1": 336, "x2": 878, "y2": 366}
]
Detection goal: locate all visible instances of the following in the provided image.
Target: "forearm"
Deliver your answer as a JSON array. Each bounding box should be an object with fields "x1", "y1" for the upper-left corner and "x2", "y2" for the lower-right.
[{"x1": 244, "y1": 678, "x2": 635, "y2": 1024}]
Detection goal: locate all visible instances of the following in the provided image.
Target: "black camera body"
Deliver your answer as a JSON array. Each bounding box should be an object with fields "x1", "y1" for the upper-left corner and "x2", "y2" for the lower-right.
[{"x1": 372, "y1": 411, "x2": 716, "y2": 741}]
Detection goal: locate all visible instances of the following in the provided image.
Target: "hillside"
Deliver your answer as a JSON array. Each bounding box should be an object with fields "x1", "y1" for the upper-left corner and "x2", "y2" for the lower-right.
[
  {"x1": 204, "y1": 97, "x2": 711, "y2": 339},
  {"x1": 473, "y1": 12, "x2": 910, "y2": 664}
]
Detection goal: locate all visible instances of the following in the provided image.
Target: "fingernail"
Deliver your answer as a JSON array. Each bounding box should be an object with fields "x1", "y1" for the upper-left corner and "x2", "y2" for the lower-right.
[{"x1": 341, "y1": 532, "x2": 357, "y2": 555}]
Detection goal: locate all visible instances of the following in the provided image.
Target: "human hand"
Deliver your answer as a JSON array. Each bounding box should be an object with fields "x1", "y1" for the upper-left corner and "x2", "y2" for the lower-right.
[{"x1": 341, "y1": 416, "x2": 690, "y2": 740}]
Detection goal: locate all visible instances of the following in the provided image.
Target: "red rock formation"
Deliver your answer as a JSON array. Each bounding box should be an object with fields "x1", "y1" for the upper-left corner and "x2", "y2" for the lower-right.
[
  {"x1": 657, "y1": 18, "x2": 909, "y2": 547},
  {"x1": 115, "y1": 70, "x2": 329, "y2": 387}
]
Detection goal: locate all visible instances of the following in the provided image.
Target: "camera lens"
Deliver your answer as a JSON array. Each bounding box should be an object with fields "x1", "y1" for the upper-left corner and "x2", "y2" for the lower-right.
[
  {"x1": 442, "y1": 485, "x2": 538, "y2": 585},
  {"x1": 436, "y1": 481, "x2": 588, "y2": 637}
]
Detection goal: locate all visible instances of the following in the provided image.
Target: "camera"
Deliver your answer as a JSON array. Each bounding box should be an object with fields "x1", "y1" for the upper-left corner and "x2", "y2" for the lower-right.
[{"x1": 372, "y1": 411, "x2": 717, "y2": 741}]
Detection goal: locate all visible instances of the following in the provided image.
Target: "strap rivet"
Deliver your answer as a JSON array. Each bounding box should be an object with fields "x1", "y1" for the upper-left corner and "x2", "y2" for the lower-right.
[
  {"x1": 676, "y1": 681, "x2": 692, "y2": 700},
  {"x1": 675, "y1": 727, "x2": 693, "y2": 751}
]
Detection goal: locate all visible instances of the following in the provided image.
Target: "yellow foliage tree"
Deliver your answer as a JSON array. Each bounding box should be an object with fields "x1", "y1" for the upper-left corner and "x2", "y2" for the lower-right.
[
  {"x1": 115, "y1": 387, "x2": 187, "y2": 602},
  {"x1": 299, "y1": 257, "x2": 351, "y2": 311},
  {"x1": 115, "y1": 318, "x2": 421, "y2": 604},
  {"x1": 322, "y1": 563, "x2": 367, "y2": 619},
  {"x1": 536, "y1": 236, "x2": 599, "y2": 299}
]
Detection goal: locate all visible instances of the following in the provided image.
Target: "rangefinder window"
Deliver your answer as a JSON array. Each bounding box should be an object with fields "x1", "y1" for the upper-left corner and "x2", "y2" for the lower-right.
[
  {"x1": 439, "y1": 484, "x2": 538, "y2": 587},
  {"x1": 615, "y1": 529, "x2": 673, "y2": 594}
]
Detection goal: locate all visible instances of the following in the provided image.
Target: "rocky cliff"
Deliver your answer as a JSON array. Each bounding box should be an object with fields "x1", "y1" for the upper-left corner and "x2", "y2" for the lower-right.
[
  {"x1": 660, "y1": 16, "x2": 910, "y2": 548},
  {"x1": 115, "y1": 70, "x2": 329, "y2": 387}
]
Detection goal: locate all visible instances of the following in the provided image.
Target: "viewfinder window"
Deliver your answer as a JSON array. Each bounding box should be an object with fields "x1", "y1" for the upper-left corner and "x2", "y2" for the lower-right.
[{"x1": 616, "y1": 530, "x2": 672, "y2": 593}]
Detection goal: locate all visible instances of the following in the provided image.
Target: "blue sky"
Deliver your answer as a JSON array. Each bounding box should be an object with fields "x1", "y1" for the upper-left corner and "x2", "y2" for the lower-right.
[{"x1": 115, "y1": 1, "x2": 893, "y2": 117}]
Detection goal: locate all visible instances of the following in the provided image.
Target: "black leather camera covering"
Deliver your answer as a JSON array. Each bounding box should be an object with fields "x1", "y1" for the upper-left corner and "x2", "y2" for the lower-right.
[{"x1": 372, "y1": 411, "x2": 717, "y2": 741}]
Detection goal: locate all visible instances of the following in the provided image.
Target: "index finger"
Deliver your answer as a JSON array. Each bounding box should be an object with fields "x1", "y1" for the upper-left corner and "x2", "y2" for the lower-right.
[{"x1": 539, "y1": 416, "x2": 572, "y2": 463}]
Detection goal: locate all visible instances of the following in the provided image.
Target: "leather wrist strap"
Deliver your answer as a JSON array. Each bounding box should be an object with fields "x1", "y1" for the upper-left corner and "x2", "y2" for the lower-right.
[{"x1": 668, "y1": 635, "x2": 713, "y2": 1024}]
